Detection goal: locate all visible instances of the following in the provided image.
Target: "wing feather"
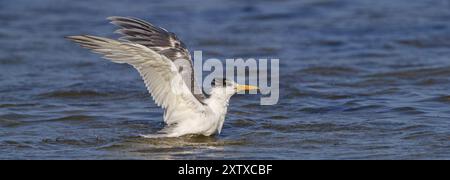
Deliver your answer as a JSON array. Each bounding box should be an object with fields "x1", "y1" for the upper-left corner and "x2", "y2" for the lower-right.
[
  {"x1": 107, "y1": 16, "x2": 206, "y2": 102},
  {"x1": 66, "y1": 35, "x2": 205, "y2": 123}
]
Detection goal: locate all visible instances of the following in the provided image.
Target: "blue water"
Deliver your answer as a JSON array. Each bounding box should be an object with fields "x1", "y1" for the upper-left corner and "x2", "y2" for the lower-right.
[{"x1": 1, "y1": 0, "x2": 450, "y2": 159}]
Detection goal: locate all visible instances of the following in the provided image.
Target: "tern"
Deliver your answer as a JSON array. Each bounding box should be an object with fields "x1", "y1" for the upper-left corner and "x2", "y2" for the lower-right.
[{"x1": 66, "y1": 16, "x2": 258, "y2": 137}]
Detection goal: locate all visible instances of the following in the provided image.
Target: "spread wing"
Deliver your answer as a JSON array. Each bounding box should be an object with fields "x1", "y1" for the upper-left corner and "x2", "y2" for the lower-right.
[
  {"x1": 66, "y1": 35, "x2": 205, "y2": 124},
  {"x1": 107, "y1": 16, "x2": 206, "y2": 101}
]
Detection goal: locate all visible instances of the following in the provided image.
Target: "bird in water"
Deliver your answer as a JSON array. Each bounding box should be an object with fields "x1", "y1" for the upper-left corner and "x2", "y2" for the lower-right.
[{"x1": 66, "y1": 16, "x2": 258, "y2": 138}]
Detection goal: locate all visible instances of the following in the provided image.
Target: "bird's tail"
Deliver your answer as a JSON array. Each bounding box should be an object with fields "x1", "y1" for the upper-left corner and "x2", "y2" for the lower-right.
[
  {"x1": 140, "y1": 126, "x2": 184, "y2": 138},
  {"x1": 139, "y1": 134, "x2": 167, "y2": 139}
]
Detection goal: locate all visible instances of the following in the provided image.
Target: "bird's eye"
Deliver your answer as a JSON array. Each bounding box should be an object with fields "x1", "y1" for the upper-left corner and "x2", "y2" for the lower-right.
[{"x1": 211, "y1": 78, "x2": 229, "y2": 87}]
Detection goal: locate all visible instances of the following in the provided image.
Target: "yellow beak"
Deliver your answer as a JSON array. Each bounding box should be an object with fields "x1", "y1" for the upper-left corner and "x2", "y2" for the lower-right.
[{"x1": 236, "y1": 84, "x2": 259, "y2": 92}]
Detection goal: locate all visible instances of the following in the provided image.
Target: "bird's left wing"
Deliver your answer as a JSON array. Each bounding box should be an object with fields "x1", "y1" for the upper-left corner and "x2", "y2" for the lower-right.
[
  {"x1": 66, "y1": 35, "x2": 206, "y2": 122},
  {"x1": 107, "y1": 16, "x2": 206, "y2": 102}
]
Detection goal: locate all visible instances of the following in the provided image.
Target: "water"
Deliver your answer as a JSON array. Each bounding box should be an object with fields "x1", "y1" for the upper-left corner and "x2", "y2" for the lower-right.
[{"x1": 1, "y1": 0, "x2": 450, "y2": 159}]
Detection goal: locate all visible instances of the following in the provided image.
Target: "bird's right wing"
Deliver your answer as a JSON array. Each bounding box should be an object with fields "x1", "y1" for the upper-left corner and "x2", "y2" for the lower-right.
[{"x1": 66, "y1": 35, "x2": 205, "y2": 124}]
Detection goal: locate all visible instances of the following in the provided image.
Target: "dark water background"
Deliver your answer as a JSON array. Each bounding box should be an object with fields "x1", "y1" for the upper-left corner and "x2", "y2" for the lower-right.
[{"x1": 1, "y1": 0, "x2": 450, "y2": 159}]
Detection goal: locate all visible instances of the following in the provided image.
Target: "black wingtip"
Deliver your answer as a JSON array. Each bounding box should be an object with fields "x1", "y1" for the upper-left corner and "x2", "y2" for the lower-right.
[
  {"x1": 107, "y1": 16, "x2": 121, "y2": 21},
  {"x1": 64, "y1": 35, "x2": 79, "y2": 41},
  {"x1": 64, "y1": 35, "x2": 88, "y2": 41},
  {"x1": 107, "y1": 16, "x2": 134, "y2": 23}
]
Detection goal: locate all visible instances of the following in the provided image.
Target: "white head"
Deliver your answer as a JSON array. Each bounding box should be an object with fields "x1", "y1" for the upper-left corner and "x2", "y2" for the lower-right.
[
  {"x1": 209, "y1": 78, "x2": 259, "y2": 101},
  {"x1": 206, "y1": 78, "x2": 259, "y2": 135}
]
